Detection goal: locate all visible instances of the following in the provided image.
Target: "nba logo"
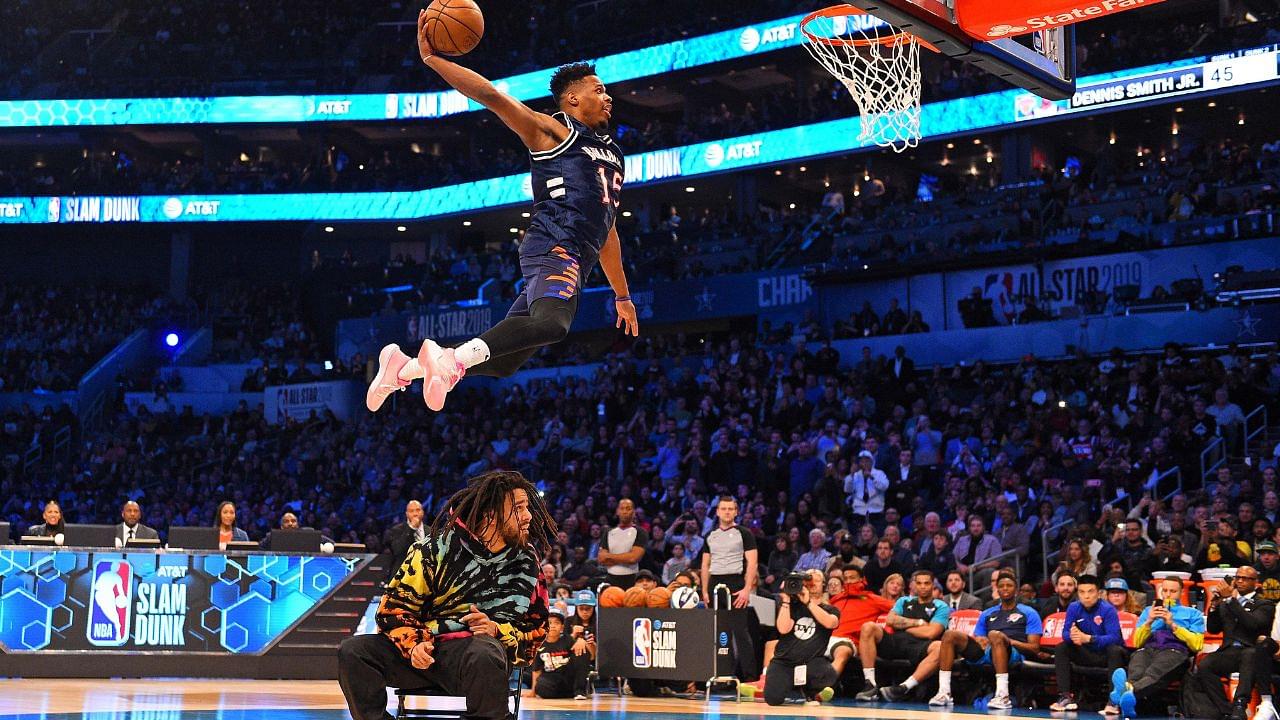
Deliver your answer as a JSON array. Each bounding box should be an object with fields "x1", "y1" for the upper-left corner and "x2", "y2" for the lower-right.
[
  {"x1": 47, "y1": 197, "x2": 61, "y2": 223},
  {"x1": 632, "y1": 618, "x2": 652, "y2": 668},
  {"x1": 87, "y1": 560, "x2": 133, "y2": 647}
]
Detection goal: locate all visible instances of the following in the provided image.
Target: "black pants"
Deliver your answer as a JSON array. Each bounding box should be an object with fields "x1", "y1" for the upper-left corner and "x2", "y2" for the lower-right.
[
  {"x1": 1255, "y1": 639, "x2": 1280, "y2": 696},
  {"x1": 338, "y1": 633, "x2": 510, "y2": 720},
  {"x1": 1055, "y1": 642, "x2": 1128, "y2": 695},
  {"x1": 470, "y1": 295, "x2": 576, "y2": 378},
  {"x1": 1200, "y1": 645, "x2": 1260, "y2": 704},
  {"x1": 764, "y1": 658, "x2": 838, "y2": 706},
  {"x1": 1127, "y1": 647, "x2": 1190, "y2": 698},
  {"x1": 534, "y1": 652, "x2": 592, "y2": 699}
]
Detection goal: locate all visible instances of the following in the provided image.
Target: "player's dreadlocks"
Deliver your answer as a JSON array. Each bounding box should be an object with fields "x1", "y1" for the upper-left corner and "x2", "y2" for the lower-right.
[{"x1": 430, "y1": 470, "x2": 557, "y2": 558}]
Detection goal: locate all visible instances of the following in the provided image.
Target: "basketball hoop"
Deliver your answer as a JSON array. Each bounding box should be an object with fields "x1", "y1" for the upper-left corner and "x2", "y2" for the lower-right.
[{"x1": 801, "y1": 4, "x2": 939, "y2": 152}]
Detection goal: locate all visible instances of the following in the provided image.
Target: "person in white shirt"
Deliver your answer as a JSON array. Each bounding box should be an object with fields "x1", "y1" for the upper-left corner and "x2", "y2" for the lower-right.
[{"x1": 845, "y1": 451, "x2": 889, "y2": 531}]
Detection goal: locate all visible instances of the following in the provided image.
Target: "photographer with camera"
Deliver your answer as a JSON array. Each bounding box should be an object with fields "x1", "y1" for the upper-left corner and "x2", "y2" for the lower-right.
[{"x1": 749, "y1": 570, "x2": 840, "y2": 705}]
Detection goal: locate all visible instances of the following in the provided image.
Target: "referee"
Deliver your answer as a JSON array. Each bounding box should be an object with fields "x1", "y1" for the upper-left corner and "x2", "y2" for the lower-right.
[
  {"x1": 701, "y1": 495, "x2": 761, "y2": 680},
  {"x1": 599, "y1": 498, "x2": 647, "y2": 589}
]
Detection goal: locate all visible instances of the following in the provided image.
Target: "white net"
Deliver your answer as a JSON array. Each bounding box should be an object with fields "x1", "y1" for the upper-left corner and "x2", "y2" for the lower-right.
[{"x1": 801, "y1": 8, "x2": 923, "y2": 153}]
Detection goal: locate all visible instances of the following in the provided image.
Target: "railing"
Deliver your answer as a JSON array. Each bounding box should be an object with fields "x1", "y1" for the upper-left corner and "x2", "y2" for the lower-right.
[
  {"x1": 1201, "y1": 435, "x2": 1227, "y2": 485},
  {"x1": 1041, "y1": 519, "x2": 1076, "y2": 582},
  {"x1": 1245, "y1": 404, "x2": 1269, "y2": 457},
  {"x1": 22, "y1": 444, "x2": 41, "y2": 475},
  {"x1": 51, "y1": 425, "x2": 71, "y2": 466},
  {"x1": 1151, "y1": 465, "x2": 1183, "y2": 502},
  {"x1": 968, "y1": 546, "x2": 1026, "y2": 596}
]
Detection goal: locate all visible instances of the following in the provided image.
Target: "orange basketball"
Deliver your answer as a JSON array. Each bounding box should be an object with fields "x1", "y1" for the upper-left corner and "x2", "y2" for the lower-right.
[
  {"x1": 646, "y1": 587, "x2": 672, "y2": 608},
  {"x1": 623, "y1": 586, "x2": 649, "y2": 608},
  {"x1": 599, "y1": 586, "x2": 625, "y2": 608},
  {"x1": 423, "y1": 0, "x2": 485, "y2": 56}
]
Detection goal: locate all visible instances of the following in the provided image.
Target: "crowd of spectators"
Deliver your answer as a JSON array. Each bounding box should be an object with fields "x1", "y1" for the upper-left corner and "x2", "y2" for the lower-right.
[
  {"x1": 5, "y1": 327, "x2": 1278, "y2": 604},
  {"x1": 0, "y1": 284, "x2": 179, "y2": 394}
]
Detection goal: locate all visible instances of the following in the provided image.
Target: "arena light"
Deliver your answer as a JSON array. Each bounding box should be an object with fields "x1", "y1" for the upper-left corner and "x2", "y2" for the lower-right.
[
  {"x1": 521, "y1": 212, "x2": 530, "y2": 218},
  {"x1": 509, "y1": 227, "x2": 519, "y2": 233},
  {"x1": 462, "y1": 220, "x2": 472, "y2": 226},
  {"x1": 396, "y1": 225, "x2": 407, "y2": 232},
  {"x1": 164, "y1": 332, "x2": 180, "y2": 348},
  {"x1": 621, "y1": 211, "x2": 632, "y2": 217},
  {"x1": 323, "y1": 226, "x2": 334, "y2": 233},
  {"x1": 684, "y1": 186, "x2": 695, "y2": 193}
]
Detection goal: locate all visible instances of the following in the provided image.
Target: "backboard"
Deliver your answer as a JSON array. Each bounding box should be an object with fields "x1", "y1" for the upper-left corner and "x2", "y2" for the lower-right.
[{"x1": 844, "y1": 0, "x2": 1077, "y2": 99}]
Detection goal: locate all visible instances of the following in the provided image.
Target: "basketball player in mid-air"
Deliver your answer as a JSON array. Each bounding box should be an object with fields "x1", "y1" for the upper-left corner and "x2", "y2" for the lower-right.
[{"x1": 365, "y1": 10, "x2": 638, "y2": 414}]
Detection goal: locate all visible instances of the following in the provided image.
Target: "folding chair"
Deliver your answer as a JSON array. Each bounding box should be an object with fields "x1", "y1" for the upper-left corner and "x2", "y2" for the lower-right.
[{"x1": 395, "y1": 667, "x2": 526, "y2": 720}]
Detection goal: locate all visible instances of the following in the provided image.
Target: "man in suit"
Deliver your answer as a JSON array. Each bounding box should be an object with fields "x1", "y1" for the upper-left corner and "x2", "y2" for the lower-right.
[
  {"x1": 1192, "y1": 565, "x2": 1275, "y2": 720},
  {"x1": 115, "y1": 501, "x2": 159, "y2": 546},
  {"x1": 939, "y1": 570, "x2": 983, "y2": 611},
  {"x1": 890, "y1": 346, "x2": 915, "y2": 389},
  {"x1": 386, "y1": 500, "x2": 426, "y2": 580},
  {"x1": 261, "y1": 511, "x2": 334, "y2": 551}
]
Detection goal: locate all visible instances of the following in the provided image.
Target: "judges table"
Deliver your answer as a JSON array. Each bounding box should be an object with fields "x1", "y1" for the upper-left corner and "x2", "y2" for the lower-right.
[
  {"x1": 0, "y1": 545, "x2": 379, "y2": 678},
  {"x1": 596, "y1": 607, "x2": 741, "y2": 691}
]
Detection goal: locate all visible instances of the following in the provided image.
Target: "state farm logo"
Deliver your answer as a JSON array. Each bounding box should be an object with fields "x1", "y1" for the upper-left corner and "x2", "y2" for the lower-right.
[
  {"x1": 986, "y1": 23, "x2": 1027, "y2": 37},
  {"x1": 986, "y1": 0, "x2": 1155, "y2": 36},
  {"x1": 739, "y1": 28, "x2": 761, "y2": 53}
]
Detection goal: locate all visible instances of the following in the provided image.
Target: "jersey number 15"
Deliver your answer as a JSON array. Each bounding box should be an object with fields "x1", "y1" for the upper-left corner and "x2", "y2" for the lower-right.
[{"x1": 597, "y1": 167, "x2": 623, "y2": 208}]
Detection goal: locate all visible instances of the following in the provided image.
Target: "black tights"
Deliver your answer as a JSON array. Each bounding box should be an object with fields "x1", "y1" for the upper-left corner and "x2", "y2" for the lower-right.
[{"x1": 467, "y1": 296, "x2": 576, "y2": 378}]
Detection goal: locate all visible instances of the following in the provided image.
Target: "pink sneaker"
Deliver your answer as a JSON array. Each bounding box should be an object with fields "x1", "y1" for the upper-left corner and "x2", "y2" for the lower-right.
[
  {"x1": 420, "y1": 343, "x2": 465, "y2": 412},
  {"x1": 365, "y1": 344, "x2": 410, "y2": 412},
  {"x1": 417, "y1": 340, "x2": 454, "y2": 411}
]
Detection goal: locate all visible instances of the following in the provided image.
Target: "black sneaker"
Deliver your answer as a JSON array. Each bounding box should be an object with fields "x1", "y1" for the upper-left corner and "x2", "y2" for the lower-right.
[
  {"x1": 880, "y1": 684, "x2": 912, "y2": 702},
  {"x1": 855, "y1": 686, "x2": 882, "y2": 702},
  {"x1": 1050, "y1": 694, "x2": 1078, "y2": 712}
]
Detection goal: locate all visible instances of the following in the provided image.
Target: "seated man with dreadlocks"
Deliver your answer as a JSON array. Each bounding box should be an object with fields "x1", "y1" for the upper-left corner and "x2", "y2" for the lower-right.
[{"x1": 339, "y1": 471, "x2": 555, "y2": 720}]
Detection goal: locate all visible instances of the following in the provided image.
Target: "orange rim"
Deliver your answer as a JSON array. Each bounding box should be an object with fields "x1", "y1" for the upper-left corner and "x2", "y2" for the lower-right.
[{"x1": 800, "y1": 4, "x2": 940, "y2": 52}]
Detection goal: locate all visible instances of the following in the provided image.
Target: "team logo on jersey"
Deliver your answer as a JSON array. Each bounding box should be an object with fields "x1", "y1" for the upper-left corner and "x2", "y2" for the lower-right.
[
  {"x1": 1007, "y1": 613, "x2": 1023, "y2": 622},
  {"x1": 793, "y1": 617, "x2": 817, "y2": 641},
  {"x1": 88, "y1": 560, "x2": 133, "y2": 647}
]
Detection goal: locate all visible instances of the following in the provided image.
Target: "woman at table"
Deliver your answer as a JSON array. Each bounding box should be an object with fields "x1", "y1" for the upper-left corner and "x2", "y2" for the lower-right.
[
  {"x1": 27, "y1": 500, "x2": 66, "y2": 539},
  {"x1": 215, "y1": 501, "x2": 250, "y2": 549}
]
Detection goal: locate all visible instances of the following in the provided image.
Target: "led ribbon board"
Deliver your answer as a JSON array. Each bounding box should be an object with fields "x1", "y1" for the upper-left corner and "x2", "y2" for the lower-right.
[
  {"x1": 0, "y1": 15, "x2": 819, "y2": 128},
  {"x1": 0, "y1": 44, "x2": 1273, "y2": 224}
]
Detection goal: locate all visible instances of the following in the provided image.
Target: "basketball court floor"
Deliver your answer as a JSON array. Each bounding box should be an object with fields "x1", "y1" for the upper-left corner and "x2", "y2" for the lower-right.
[{"x1": 0, "y1": 679, "x2": 1065, "y2": 720}]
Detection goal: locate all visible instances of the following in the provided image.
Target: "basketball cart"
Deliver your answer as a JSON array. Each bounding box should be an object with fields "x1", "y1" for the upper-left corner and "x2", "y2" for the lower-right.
[{"x1": 594, "y1": 582, "x2": 741, "y2": 701}]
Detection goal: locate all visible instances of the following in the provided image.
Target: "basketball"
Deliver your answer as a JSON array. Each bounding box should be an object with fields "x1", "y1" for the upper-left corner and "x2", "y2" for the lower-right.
[
  {"x1": 646, "y1": 587, "x2": 671, "y2": 608},
  {"x1": 598, "y1": 586, "x2": 625, "y2": 608},
  {"x1": 623, "y1": 586, "x2": 649, "y2": 607},
  {"x1": 670, "y1": 586, "x2": 701, "y2": 609},
  {"x1": 423, "y1": 0, "x2": 484, "y2": 56}
]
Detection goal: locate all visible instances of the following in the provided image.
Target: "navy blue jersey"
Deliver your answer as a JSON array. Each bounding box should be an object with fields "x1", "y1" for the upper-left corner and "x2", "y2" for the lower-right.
[
  {"x1": 523, "y1": 112, "x2": 624, "y2": 264},
  {"x1": 975, "y1": 602, "x2": 1043, "y2": 643}
]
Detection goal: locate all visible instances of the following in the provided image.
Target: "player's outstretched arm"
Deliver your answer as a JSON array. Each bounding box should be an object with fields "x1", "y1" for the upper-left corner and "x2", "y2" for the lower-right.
[
  {"x1": 600, "y1": 223, "x2": 638, "y2": 337},
  {"x1": 418, "y1": 10, "x2": 567, "y2": 154}
]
